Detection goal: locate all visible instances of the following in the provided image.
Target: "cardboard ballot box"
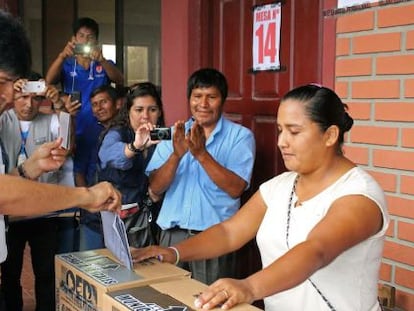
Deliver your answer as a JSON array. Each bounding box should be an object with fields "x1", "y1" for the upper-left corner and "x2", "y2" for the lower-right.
[
  {"x1": 55, "y1": 248, "x2": 190, "y2": 311},
  {"x1": 102, "y1": 277, "x2": 262, "y2": 311}
]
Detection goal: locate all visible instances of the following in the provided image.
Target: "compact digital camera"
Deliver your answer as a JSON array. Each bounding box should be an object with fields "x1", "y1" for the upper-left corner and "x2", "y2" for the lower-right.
[
  {"x1": 22, "y1": 80, "x2": 46, "y2": 94},
  {"x1": 150, "y1": 127, "x2": 172, "y2": 140},
  {"x1": 74, "y1": 43, "x2": 95, "y2": 56}
]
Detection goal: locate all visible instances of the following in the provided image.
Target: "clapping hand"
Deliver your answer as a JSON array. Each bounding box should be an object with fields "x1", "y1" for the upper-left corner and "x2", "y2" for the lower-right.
[
  {"x1": 172, "y1": 121, "x2": 189, "y2": 158},
  {"x1": 187, "y1": 120, "x2": 207, "y2": 158}
]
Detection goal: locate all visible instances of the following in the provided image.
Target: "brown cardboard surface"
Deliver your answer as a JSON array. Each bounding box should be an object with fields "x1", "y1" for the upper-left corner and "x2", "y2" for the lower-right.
[
  {"x1": 55, "y1": 248, "x2": 190, "y2": 311},
  {"x1": 102, "y1": 277, "x2": 262, "y2": 311},
  {"x1": 56, "y1": 293, "x2": 78, "y2": 311}
]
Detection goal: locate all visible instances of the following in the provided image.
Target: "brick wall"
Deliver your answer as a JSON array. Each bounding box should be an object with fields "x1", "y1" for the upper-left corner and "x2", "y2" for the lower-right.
[{"x1": 334, "y1": 1, "x2": 414, "y2": 310}]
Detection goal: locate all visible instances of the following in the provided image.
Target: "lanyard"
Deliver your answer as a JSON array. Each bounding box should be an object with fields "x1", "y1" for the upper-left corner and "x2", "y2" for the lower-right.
[{"x1": 17, "y1": 129, "x2": 29, "y2": 166}]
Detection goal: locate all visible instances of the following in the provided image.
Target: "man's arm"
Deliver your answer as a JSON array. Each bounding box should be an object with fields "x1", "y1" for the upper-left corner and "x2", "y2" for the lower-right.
[
  {"x1": 195, "y1": 151, "x2": 247, "y2": 199},
  {"x1": 45, "y1": 54, "x2": 65, "y2": 85},
  {"x1": 148, "y1": 152, "x2": 181, "y2": 196},
  {"x1": 0, "y1": 176, "x2": 120, "y2": 216},
  {"x1": 188, "y1": 121, "x2": 252, "y2": 199},
  {"x1": 45, "y1": 40, "x2": 74, "y2": 84},
  {"x1": 90, "y1": 47, "x2": 124, "y2": 85},
  {"x1": 100, "y1": 59, "x2": 124, "y2": 85}
]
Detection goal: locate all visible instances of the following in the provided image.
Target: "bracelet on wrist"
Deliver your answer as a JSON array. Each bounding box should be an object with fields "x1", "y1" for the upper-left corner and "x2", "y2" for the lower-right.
[
  {"x1": 168, "y1": 246, "x2": 180, "y2": 265},
  {"x1": 17, "y1": 162, "x2": 32, "y2": 180},
  {"x1": 127, "y1": 142, "x2": 143, "y2": 154}
]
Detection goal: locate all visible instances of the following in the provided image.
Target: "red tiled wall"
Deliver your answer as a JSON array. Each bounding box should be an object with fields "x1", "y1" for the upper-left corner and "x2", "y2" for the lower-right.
[{"x1": 335, "y1": 2, "x2": 414, "y2": 310}]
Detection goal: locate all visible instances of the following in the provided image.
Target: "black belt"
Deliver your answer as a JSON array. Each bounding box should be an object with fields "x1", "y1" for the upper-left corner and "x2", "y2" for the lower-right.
[{"x1": 170, "y1": 226, "x2": 202, "y2": 235}]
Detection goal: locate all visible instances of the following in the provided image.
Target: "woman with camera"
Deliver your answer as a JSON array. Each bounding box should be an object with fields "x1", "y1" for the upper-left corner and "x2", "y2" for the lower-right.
[{"x1": 97, "y1": 82, "x2": 166, "y2": 247}]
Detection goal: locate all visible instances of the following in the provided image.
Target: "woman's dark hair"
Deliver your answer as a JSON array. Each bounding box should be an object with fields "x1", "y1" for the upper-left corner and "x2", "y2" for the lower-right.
[
  {"x1": 109, "y1": 82, "x2": 165, "y2": 130},
  {"x1": 282, "y1": 84, "x2": 354, "y2": 153},
  {"x1": 72, "y1": 17, "x2": 99, "y2": 39},
  {"x1": 187, "y1": 68, "x2": 228, "y2": 104}
]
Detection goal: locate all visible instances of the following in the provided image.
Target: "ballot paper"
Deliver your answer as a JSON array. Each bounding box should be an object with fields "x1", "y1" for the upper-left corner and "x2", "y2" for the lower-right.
[
  {"x1": 58, "y1": 111, "x2": 71, "y2": 149},
  {"x1": 101, "y1": 211, "x2": 134, "y2": 270}
]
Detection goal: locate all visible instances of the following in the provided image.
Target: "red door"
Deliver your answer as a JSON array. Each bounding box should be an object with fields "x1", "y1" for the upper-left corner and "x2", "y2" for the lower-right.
[
  {"x1": 209, "y1": 0, "x2": 323, "y2": 191},
  {"x1": 201, "y1": 0, "x2": 323, "y2": 288}
]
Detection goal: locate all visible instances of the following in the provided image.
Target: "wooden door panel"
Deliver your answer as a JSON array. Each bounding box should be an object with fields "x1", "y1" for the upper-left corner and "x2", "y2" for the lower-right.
[{"x1": 215, "y1": 0, "x2": 245, "y2": 100}]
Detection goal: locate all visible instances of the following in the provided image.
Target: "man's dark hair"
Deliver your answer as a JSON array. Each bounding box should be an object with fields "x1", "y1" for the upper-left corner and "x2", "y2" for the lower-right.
[
  {"x1": 72, "y1": 17, "x2": 99, "y2": 39},
  {"x1": 26, "y1": 71, "x2": 42, "y2": 81},
  {"x1": 90, "y1": 85, "x2": 118, "y2": 102},
  {"x1": 186, "y1": 68, "x2": 228, "y2": 104},
  {"x1": 0, "y1": 10, "x2": 32, "y2": 78}
]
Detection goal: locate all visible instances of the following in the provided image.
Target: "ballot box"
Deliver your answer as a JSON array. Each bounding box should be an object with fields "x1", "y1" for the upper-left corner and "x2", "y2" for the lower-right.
[
  {"x1": 102, "y1": 277, "x2": 262, "y2": 311},
  {"x1": 55, "y1": 248, "x2": 191, "y2": 311}
]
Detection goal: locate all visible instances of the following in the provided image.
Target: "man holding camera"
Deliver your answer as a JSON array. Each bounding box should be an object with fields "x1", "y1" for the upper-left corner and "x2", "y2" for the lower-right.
[
  {"x1": 145, "y1": 68, "x2": 256, "y2": 285},
  {"x1": 46, "y1": 17, "x2": 123, "y2": 137}
]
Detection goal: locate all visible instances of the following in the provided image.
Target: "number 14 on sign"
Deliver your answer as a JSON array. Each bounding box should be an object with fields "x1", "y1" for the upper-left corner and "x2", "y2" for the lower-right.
[{"x1": 253, "y1": 3, "x2": 281, "y2": 71}]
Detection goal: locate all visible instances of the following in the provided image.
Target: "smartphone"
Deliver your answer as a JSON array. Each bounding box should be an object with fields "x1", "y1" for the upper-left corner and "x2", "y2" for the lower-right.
[
  {"x1": 74, "y1": 43, "x2": 94, "y2": 55},
  {"x1": 22, "y1": 81, "x2": 46, "y2": 94},
  {"x1": 150, "y1": 127, "x2": 172, "y2": 140},
  {"x1": 71, "y1": 91, "x2": 81, "y2": 103}
]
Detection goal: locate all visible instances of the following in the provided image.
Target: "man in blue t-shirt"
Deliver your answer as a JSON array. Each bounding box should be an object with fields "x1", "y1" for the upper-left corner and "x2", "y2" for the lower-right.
[{"x1": 46, "y1": 17, "x2": 123, "y2": 137}]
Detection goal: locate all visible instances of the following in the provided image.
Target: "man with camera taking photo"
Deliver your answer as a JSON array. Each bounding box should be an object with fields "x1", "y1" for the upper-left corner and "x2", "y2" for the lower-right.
[{"x1": 46, "y1": 17, "x2": 123, "y2": 139}]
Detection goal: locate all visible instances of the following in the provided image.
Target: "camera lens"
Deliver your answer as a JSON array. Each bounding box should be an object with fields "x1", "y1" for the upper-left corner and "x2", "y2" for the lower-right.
[{"x1": 157, "y1": 130, "x2": 167, "y2": 139}]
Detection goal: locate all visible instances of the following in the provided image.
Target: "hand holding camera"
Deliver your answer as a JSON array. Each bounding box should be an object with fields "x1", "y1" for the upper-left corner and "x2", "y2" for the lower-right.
[
  {"x1": 128, "y1": 123, "x2": 166, "y2": 156},
  {"x1": 150, "y1": 127, "x2": 171, "y2": 140}
]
